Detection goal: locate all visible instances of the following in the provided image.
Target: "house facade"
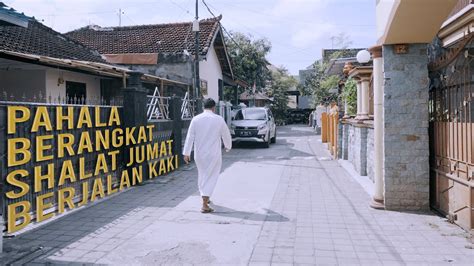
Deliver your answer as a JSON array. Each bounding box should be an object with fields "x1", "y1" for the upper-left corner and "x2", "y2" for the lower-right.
[
  {"x1": 66, "y1": 16, "x2": 234, "y2": 102},
  {"x1": 0, "y1": 4, "x2": 194, "y2": 249},
  {"x1": 0, "y1": 10, "x2": 111, "y2": 103},
  {"x1": 329, "y1": 0, "x2": 474, "y2": 231}
]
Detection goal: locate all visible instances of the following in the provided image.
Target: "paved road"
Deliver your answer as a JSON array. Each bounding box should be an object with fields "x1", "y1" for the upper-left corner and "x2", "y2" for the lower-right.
[{"x1": 2, "y1": 125, "x2": 473, "y2": 265}]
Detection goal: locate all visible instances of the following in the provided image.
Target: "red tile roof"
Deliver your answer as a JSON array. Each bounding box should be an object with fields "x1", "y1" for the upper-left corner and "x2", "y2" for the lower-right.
[
  {"x1": 0, "y1": 19, "x2": 106, "y2": 63},
  {"x1": 65, "y1": 16, "x2": 222, "y2": 56}
]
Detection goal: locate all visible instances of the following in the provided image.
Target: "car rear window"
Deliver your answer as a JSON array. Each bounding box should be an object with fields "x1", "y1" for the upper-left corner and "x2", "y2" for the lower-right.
[{"x1": 235, "y1": 109, "x2": 266, "y2": 120}]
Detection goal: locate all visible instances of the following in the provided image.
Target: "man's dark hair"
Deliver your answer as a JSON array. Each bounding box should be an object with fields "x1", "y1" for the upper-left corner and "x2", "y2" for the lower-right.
[{"x1": 203, "y1": 98, "x2": 216, "y2": 109}]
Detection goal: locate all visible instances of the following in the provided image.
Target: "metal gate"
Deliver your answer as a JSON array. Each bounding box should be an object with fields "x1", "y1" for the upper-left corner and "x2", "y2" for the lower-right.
[{"x1": 429, "y1": 34, "x2": 474, "y2": 230}]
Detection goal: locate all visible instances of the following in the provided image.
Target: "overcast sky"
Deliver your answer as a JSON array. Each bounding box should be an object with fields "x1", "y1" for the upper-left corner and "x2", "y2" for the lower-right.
[{"x1": 5, "y1": 0, "x2": 376, "y2": 75}]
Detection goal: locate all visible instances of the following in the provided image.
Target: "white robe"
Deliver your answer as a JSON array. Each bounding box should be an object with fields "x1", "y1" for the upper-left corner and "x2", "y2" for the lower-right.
[{"x1": 183, "y1": 110, "x2": 232, "y2": 197}]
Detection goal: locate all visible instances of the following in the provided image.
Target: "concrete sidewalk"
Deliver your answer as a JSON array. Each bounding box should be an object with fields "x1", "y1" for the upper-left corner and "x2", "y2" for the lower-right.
[{"x1": 1, "y1": 125, "x2": 473, "y2": 265}]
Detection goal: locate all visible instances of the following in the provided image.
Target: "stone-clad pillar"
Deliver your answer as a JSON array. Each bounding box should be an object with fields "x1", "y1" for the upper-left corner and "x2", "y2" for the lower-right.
[
  {"x1": 383, "y1": 44, "x2": 430, "y2": 211},
  {"x1": 369, "y1": 45, "x2": 385, "y2": 209}
]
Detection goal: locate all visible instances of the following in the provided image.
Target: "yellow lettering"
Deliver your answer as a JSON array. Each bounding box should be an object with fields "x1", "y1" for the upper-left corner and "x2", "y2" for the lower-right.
[
  {"x1": 7, "y1": 138, "x2": 31, "y2": 167},
  {"x1": 149, "y1": 162, "x2": 158, "y2": 178},
  {"x1": 159, "y1": 159, "x2": 167, "y2": 175},
  {"x1": 58, "y1": 133, "x2": 75, "y2": 158},
  {"x1": 7, "y1": 201, "x2": 31, "y2": 233},
  {"x1": 167, "y1": 156, "x2": 175, "y2": 172},
  {"x1": 36, "y1": 135, "x2": 53, "y2": 162},
  {"x1": 58, "y1": 187, "x2": 75, "y2": 214},
  {"x1": 166, "y1": 140, "x2": 173, "y2": 155},
  {"x1": 7, "y1": 106, "x2": 30, "y2": 134},
  {"x1": 36, "y1": 192, "x2": 54, "y2": 222},
  {"x1": 146, "y1": 124, "x2": 154, "y2": 141},
  {"x1": 34, "y1": 163, "x2": 54, "y2": 192},
  {"x1": 58, "y1": 160, "x2": 76, "y2": 186},
  {"x1": 159, "y1": 141, "x2": 168, "y2": 157},
  {"x1": 137, "y1": 126, "x2": 147, "y2": 143},
  {"x1": 96, "y1": 130, "x2": 110, "y2": 150},
  {"x1": 112, "y1": 128, "x2": 124, "y2": 148},
  {"x1": 108, "y1": 150, "x2": 119, "y2": 171},
  {"x1": 147, "y1": 143, "x2": 159, "y2": 160},
  {"x1": 6, "y1": 169, "x2": 29, "y2": 199},
  {"x1": 126, "y1": 127, "x2": 136, "y2": 145},
  {"x1": 132, "y1": 166, "x2": 143, "y2": 185},
  {"x1": 56, "y1": 106, "x2": 74, "y2": 130},
  {"x1": 31, "y1": 106, "x2": 52, "y2": 133},
  {"x1": 94, "y1": 153, "x2": 108, "y2": 175},
  {"x1": 78, "y1": 182, "x2": 89, "y2": 207},
  {"x1": 79, "y1": 157, "x2": 92, "y2": 180},
  {"x1": 90, "y1": 178, "x2": 105, "y2": 202},
  {"x1": 95, "y1": 106, "x2": 106, "y2": 127},
  {"x1": 108, "y1": 106, "x2": 121, "y2": 126},
  {"x1": 135, "y1": 145, "x2": 145, "y2": 164},
  {"x1": 119, "y1": 170, "x2": 131, "y2": 190},
  {"x1": 77, "y1": 106, "x2": 92, "y2": 128},
  {"x1": 77, "y1": 131, "x2": 93, "y2": 154}
]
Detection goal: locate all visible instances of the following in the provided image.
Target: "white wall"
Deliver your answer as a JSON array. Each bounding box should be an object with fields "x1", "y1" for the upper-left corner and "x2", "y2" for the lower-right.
[
  {"x1": 199, "y1": 43, "x2": 223, "y2": 102},
  {"x1": 46, "y1": 69, "x2": 101, "y2": 101},
  {"x1": 0, "y1": 69, "x2": 46, "y2": 100},
  {"x1": 376, "y1": 0, "x2": 399, "y2": 42}
]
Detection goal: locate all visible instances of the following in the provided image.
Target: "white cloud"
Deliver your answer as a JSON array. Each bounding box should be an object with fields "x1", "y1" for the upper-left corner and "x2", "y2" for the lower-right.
[
  {"x1": 271, "y1": 0, "x2": 324, "y2": 17},
  {"x1": 290, "y1": 23, "x2": 336, "y2": 49}
]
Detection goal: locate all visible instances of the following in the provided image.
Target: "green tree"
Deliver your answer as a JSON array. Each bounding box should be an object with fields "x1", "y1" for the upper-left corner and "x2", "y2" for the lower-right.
[
  {"x1": 313, "y1": 74, "x2": 339, "y2": 106},
  {"x1": 225, "y1": 32, "x2": 272, "y2": 96},
  {"x1": 299, "y1": 33, "x2": 354, "y2": 106},
  {"x1": 340, "y1": 77, "x2": 357, "y2": 115},
  {"x1": 268, "y1": 67, "x2": 298, "y2": 124},
  {"x1": 301, "y1": 61, "x2": 338, "y2": 106}
]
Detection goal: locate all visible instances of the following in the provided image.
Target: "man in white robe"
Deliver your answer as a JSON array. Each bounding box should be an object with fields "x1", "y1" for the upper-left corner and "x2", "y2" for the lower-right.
[{"x1": 183, "y1": 98, "x2": 232, "y2": 213}]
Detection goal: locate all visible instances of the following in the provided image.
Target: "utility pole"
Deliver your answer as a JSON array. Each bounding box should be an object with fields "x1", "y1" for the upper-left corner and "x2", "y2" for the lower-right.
[
  {"x1": 193, "y1": 0, "x2": 201, "y2": 111},
  {"x1": 118, "y1": 8, "x2": 122, "y2": 26}
]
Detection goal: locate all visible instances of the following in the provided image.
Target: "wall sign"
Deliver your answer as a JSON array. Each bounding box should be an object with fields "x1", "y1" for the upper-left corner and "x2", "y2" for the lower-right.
[{"x1": 4, "y1": 105, "x2": 178, "y2": 233}]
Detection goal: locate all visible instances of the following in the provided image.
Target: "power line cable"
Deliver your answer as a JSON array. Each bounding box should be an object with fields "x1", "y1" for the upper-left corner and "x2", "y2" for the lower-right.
[
  {"x1": 168, "y1": 0, "x2": 193, "y2": 18},
  {"x1": 205, "y1": 1, "x2": 316, "y2": 57},
  {"x1": 201, "y1": 0, "x2": 242, "y2": 51}
]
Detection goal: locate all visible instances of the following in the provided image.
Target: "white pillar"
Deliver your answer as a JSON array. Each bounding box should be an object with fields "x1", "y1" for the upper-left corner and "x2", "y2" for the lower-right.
[
  {"x1": 343, "y1": 99, "x2": 349, "y2": 118},
  {"x1": 359, "y1": 77, "x2": 370, "y2": 120},
  {"x1": 356, "y1": 80, "x2": 362, "y2": 118},
  {"x1": 370, "y1": 45, "x2": 385, "y2": 209}
]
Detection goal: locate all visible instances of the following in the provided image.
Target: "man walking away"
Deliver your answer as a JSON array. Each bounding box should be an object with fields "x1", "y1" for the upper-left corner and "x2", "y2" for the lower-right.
[{"x1": 183, "y1": 98, "x2": 232, "y2": 213}]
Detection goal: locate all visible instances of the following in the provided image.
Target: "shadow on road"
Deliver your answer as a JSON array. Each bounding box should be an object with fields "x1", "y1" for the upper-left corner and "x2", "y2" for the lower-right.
[{"x1": 210, "y1": 205, "x2": 289, "y2": 222}]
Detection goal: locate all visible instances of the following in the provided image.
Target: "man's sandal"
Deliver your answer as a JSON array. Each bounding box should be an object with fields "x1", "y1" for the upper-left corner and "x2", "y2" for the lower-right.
[{"x1": 201, "y1": 207, "x2": 214, "y2": 213}]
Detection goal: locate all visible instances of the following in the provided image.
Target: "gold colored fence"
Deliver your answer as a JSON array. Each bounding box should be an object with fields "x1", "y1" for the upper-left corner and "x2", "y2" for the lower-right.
[{"x1": 321, "y1": 111, "x2": 339, "y2": 159}]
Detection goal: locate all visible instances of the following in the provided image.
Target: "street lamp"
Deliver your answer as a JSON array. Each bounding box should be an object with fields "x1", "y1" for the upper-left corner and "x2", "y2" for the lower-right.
[{"x1": 356, "y1": 49, "x2": 371, "y2": 64}]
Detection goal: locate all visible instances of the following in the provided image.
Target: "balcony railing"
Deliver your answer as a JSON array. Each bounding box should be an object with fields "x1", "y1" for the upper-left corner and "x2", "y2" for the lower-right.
[{"x1": 0, "y1": 90, "x2": 123, "y2": 106}]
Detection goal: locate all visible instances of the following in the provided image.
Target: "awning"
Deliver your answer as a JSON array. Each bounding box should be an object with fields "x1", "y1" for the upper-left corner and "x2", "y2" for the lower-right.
[
  {"x1": 0, "y1": 50, "x2": 189, "y2": 86},
  {"x1": 377, "y1": 0, "x2": 458, "y2": 45},
  {"x1": 223, "y1": 74, "x2": 249, "y2": 88}
]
